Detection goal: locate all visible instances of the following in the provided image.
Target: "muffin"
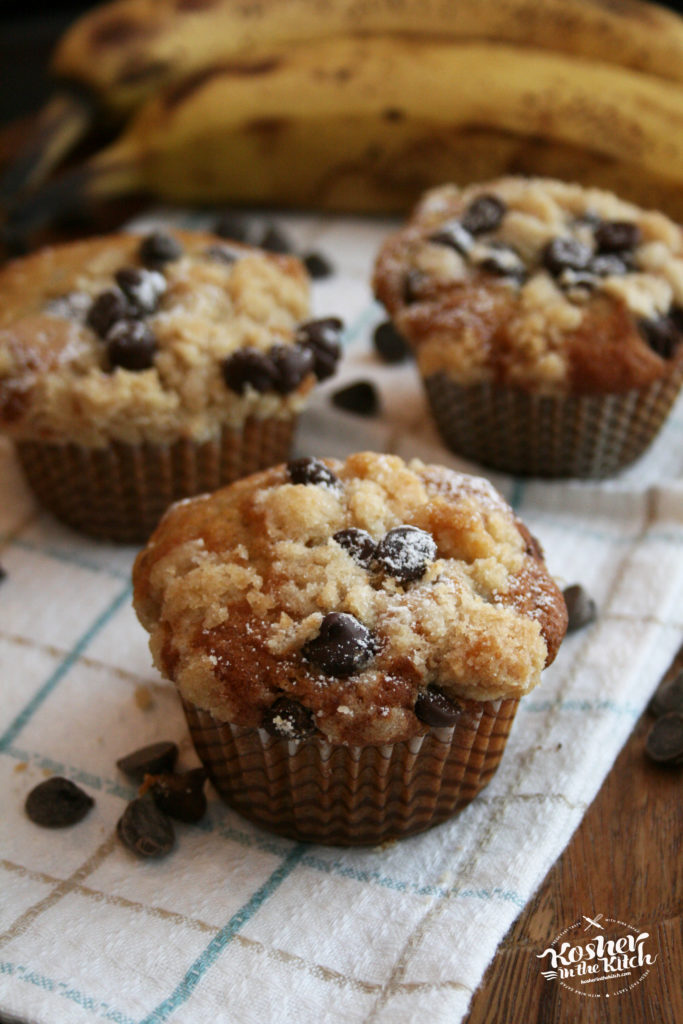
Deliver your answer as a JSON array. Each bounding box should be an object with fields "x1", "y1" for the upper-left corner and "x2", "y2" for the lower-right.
[
  {"x1": 373, "y1": 176, "x2": 683, "y2": 477},
  {"x1": 132, "y1": 451, "x2": 567, "y2": 845},
  {"x1": 0, "y1": 228, "x2": 342, "y2": 541}
]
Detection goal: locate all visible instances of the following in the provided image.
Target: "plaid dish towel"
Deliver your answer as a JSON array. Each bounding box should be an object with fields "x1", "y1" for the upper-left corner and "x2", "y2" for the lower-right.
[{"x1": 1, "y1": 209, "x2": 682, "y2": 1024}]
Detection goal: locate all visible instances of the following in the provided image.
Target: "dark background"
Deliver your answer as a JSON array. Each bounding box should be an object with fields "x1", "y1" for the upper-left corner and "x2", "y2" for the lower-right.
[{"x1": 1, "y1": 0, "x2": 683, "y2": 126}]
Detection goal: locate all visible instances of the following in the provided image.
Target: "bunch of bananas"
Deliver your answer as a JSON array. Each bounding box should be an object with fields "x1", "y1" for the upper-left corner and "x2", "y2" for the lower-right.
[{"x1": 4, "y1": 0, "x2": 683, "y2": 229}]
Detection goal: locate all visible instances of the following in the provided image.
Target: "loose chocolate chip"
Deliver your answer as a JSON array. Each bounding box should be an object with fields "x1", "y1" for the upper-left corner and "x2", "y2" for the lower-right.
[
  {"x1": 590, "y1": 253, "x2": 632, "y2": 277},
  {"x1": 117, "y1": 797, "x2": 175, "y2": 858},
  {"x1": 478, "y1": 243, "x2": 526, "y2": 281},
  {"x1": 645, "y1": 712, "x2": 683, "y2": 766},
  {"x1": 461, "y1": 194, "x2": 506, "y2": 235},
  {"x1": 427, "y1": 219, "x2": 474, "y2": 255},
  {"x1": 415, "y1": 687, "x2": 462, "y2": 728},
  {"x1": 214, "y1": 212, "x2": 250, "y2": 242},
  {"x1": 333, "y1": 527, "x2": 377, "y2": 568},
  {"x1": 259, "y1": 223, "x2": 293, "y2": 254},
  {"x1": 563, "y1": 584, "x2": 597, "y2": 632},
  {"x1": 375, "y1": 525, "x2": 437, "y2": 583},
  {"x1": 262, "y1": 696, "x2": 316, "y2": 740},
  {"x1": 402, "y1": 269, "x2": 424, "y2": 304},
  {"x1": 542, "y1": 237, "x2": 592, "y2": 276},
  {"x1": 594, "y1": 220, "x2": 641, "y2": 253},
  {"x1": 25, "y1": 777, "x2": 94, "y2": 828},
  {"x1": 269, "y1": 344, "x2": 315, "y2": 394},
  {"x1": 222, "y1": 347, "x2": 278, "y2": 393},
  {"x1": 638, "y1": 316, "x2": 680, "y2": 359},
  {"x1": 648, "y1": 670, "x2": 683, "y2": 718},
  {"x1": 107, "y1": 319, "x2": 157, "y2": 371},
  {"x1": 148, "y1": 768, "x2": 207, "y2": 823},
  {"x1": 139, "y1": 231, "x2": 183, "y2": 268},
  {"x1": 87, "y1": 289, "x2": 131, "y2": 338},
  {"x1": 303, "y1": 611, "x2": 375, "y2": 677},
  {"x1": 372, "y1": 320, "x2": 410, "y2": 364},
  {"x1": 115, "y1": 266, "x2": 166, "y2": 315},
  {"x1": 331, "y1": 380, "x2": 379, "y2": 417},
  {"x1": 303, "y1": 251, "x2": 334, "y2": 279},
  {"x1": 116, "y1": 740, "x2": 179, "y2": 780},
  {"x1": 287, "y1": 456, "x2": 339, "y2": 487},
  {"x1": 295, "y1": 317, "x2": 343, "y2": 380}
]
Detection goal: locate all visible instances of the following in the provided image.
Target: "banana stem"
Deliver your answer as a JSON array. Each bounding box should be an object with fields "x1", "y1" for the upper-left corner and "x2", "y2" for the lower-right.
[
  {"x1": 5, "y1": 154, "x2": 143, "y2": 239},
  {"x1": 0, "y1": 90, "x2": 96, "y2": 209}
]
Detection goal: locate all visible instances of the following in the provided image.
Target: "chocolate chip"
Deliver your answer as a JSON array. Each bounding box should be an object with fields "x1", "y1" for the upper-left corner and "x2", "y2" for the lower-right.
[
  {"x1": 214, "y1": 212, "x2": 250, "y2": 242},
  {"x1": 427, "y1": 219, "x2": 474, "y2": 255},
  {"x1": 563, "y1": 584, "x2": 597, "y2": 632},
  {"x1": 595, "y1": 220, "x2": 641, "y2": 253},
  {"x1": 645, "y1": 712, "x2": 683, "y2": 766},
  {"x1": 303, "y1": 611, "x2": 375, "y2": 677},
  {"x1": 648, "y1": 670, "x2": 683, "y2": 718},
  {"x1": 415, "y1": 687, "x2": 462, "y2": 728},
  {"x1": 222, "y1": 347, "x2": 278, "y2": 393},
  {"x1": 287, "y1": 456, "x2": 339, "y2": 487},
  {"x1": 106, "y1": 319, "x2": 157, "y2": 371},
  {"x1": 25, "y1": 777, "x2": 94, "y2": 828},
  {"x1": 402, "y1": 269, "x2": 424, "y2": 304},
  {"x1": 476, "y1": 242, "x2": 525, "y2": 280},
  {"x1": 303, "y1": 251, "x2": 334, "y2": 279},
  {"x1": 461, "y1": 194, "x2": 506, "y2": 235},
  {"x1": 590, "y1": 253, "x2": 632, "y2": 277},
  {"x1": 638, "y1": 315, "x2": 680, "y2": 359},
  {"x1": 259, "y1": 224, "x2": 293, "y2": 254},
  {"x1": 542, "y1": 237, "x2": 592, "y2": 276},
  {"x1": 0, "y1": 564, "x2": 7, "y2": 583},
  {"x1": 114, "y1": 266, "x2": 166, "y2": 315},
  {"x1": 117, "y1": 797, "x2": 175, "y2": 858},
  {"x1": 205, "y1": 243, "x2": 239, "y2": 264},
  {"x1": 333, "y1": 527, "x2": 377, "y2": 568},
  {"x1": 375, "y1": 525, "x2": 437, "y2": 582},
  {"x1": 262, "y1": 696, "x2": 316, "y2": 740},
  {"x1": 87, "y1": 289, "x2": 131, "y2": 338},
  {"x1": 295, "y1": 317, "x2": 343, "y2": 380},
  {"x1": 139, "y1": 231, "x2": 183, "y2": 268},
  {"x1": 116, "y1": 740, "x2": 179, "y2": 780},
  {"x1": 148, "y1": 768, "x2": 207, "y2": 823},
  {"x1": 373, "y1": 320, "x2": 410, "y2": 364},
  {"x1": 331, "y1": 380, "x2": 379, "y2": 417},
  {"x1": 269, "y1": 344, "x2": 315, "y2": 393}
]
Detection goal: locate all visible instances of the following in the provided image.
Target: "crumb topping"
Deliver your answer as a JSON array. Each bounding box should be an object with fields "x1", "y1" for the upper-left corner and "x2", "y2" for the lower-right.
[
  {"x1": 133, "y1": 452, "x2": 567, "y2": 745},
  {"x1": 0, "y1": 230, "x2": 323, "y2": 445},
  {"x1": 373, "y1": 177, "x2": 683, "y2": 394}
]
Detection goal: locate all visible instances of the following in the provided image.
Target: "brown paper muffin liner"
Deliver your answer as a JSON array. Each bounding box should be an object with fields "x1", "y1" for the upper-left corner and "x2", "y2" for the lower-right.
[
  {"x1": 423, "y1": 367, "x2": 683, "y2": 478},
  {"x1": 182, "y1": 695, "x2": 520, "y2": 846},
  {"x1": 15, "y1": 415, "x2": 296, "y2": 544}
]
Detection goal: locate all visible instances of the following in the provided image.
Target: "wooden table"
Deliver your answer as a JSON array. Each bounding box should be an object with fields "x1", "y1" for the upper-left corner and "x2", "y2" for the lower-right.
[{"x1": 1, "y1": 114, "x2": 681, "y2": 1024}]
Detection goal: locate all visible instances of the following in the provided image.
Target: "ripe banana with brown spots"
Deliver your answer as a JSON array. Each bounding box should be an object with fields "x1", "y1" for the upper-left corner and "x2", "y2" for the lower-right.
[
  {"x1": 4, "y1": 0, "x2": 683, "y2": 203},
  {"x1": 11, "y1": 36, "x2": 683, "y2": 229}
]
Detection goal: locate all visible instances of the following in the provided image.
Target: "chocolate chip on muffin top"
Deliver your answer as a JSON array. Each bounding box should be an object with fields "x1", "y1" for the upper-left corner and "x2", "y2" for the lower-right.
[
  {"x1": 373, "y1": 177, "x2": 683, "y2": 394},
  {"x1": 133, "y1": 452, "x2": 567, "y2": 746}
]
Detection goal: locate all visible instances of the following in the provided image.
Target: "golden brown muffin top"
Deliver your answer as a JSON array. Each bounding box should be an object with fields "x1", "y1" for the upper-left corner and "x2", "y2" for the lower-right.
[
  {"x1": 133, "y1": 452, "x2": 567, "y2": 746},
  {"x1": 373, "y1": 177, "x2": 683, "y2": 395},
  {"x1": 0, "y1": 229, "x2": 338, "y2": 446}
]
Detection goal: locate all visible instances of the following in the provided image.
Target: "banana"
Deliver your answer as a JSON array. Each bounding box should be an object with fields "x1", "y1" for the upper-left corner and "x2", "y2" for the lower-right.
[
  {"x1": 11, "y1": 36, "x2": 683, "y2": 229},
  {"x1": 4, "y1": 0, "x2": 683, "y2": 205}
]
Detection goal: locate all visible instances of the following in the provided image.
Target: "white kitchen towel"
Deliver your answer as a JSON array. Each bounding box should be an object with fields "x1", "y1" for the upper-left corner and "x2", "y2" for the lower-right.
[{"x1": 0, "y1": 209, "x2": 682, "y2": 1024}]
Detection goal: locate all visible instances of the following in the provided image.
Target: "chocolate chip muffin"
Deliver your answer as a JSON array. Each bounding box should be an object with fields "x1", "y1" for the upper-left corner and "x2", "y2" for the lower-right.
[
  {"x1": 0, "y1": 229, "x2": 342, "y2": 541},
  {"x1": 132, "y1": 451, "x2": 567, "y2": 844},
  {"x1": 373, "y1": 177, "x2": 683, "y2": 477}
]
